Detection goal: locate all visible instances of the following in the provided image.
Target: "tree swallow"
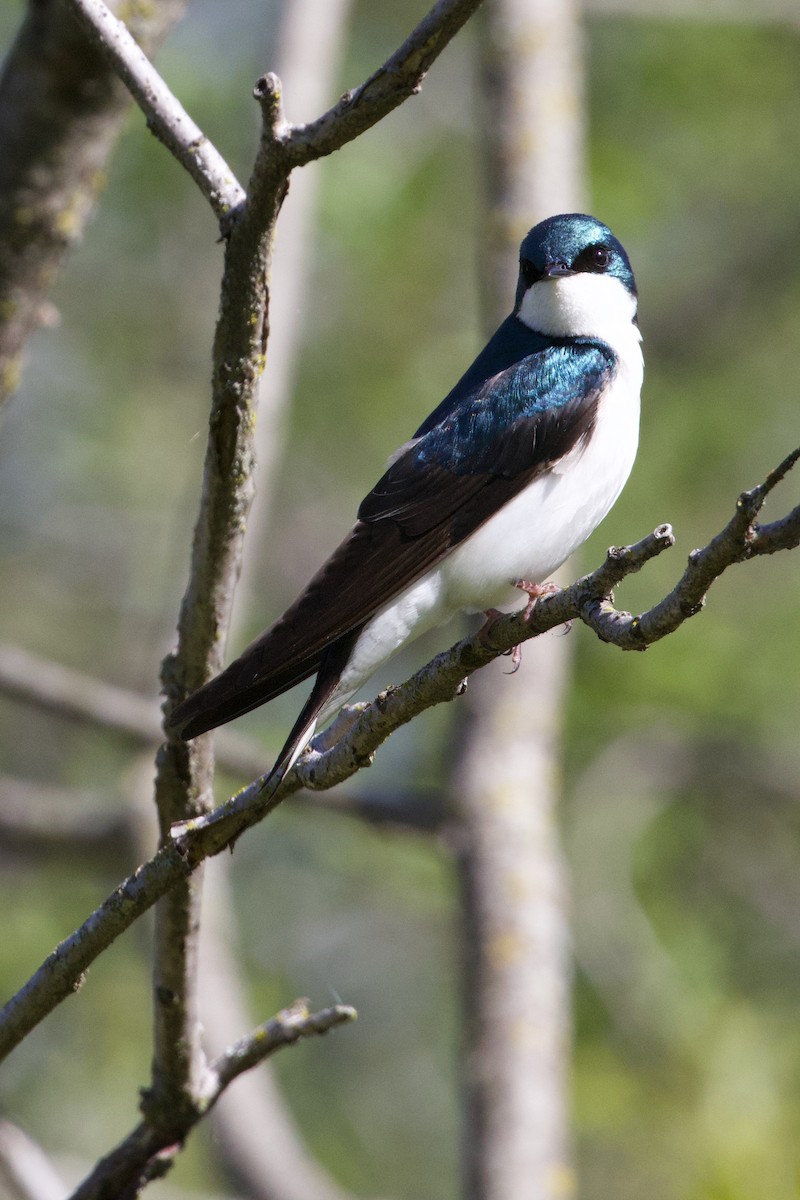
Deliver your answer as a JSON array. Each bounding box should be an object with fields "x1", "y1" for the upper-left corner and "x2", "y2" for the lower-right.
[{"x1": 169, "y1": 213, "x2": 642, "y2": 789}]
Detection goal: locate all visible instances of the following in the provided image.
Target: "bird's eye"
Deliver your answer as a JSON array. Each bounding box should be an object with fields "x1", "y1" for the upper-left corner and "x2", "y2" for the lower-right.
[{"x1": 577, "y1": 244, "x2": 612, "y2": 272}]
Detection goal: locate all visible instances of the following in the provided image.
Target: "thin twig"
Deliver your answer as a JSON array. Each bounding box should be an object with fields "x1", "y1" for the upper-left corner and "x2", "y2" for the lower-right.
[
  {"x1": 64, "y1": 0, "x2": 245, "y2": 220},
  {"x1": 210, "y1": 1000, "x2": 357, "y2": 1093},
  {"x1": 283, "y1": 0, "x2": 487, "y2": 165}
]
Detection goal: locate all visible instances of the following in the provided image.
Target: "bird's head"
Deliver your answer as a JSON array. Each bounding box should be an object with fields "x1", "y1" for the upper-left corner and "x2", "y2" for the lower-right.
[{"x1": 515, "y1": 213, "x2": 639, "y2": 345}]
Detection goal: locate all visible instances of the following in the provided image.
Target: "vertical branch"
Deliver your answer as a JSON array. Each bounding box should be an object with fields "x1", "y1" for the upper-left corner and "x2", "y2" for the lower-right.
[
  {"x1": 206, "y1": 5, "x2": 359, "y2": 1197},
  {"x1": 148, "y1": 79, "x2": 292, "y2": 1124},
  {"x1": 455, "y1": 0, "x2": 586, "y2": 1196},
  {"x1": 232, "y1": 0, "x2": 353, "y2": 632}
]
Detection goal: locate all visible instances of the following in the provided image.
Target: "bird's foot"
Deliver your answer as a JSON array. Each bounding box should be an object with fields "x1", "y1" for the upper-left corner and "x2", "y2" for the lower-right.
[
  {"x1": 499, "y1": 580, "x2": 560, "y2": 671},
  {"x1": 513, "y1": 578, "x2": 559, "y2": 619},
  {"x1": 479, "y1": 582, "x2": 559, "y2": 670}
]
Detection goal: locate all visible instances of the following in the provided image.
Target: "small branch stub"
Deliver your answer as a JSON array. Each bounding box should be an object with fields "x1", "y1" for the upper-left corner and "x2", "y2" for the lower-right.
[{"x1": 253, "y1": 71, "x2": 289, "y2": 140}]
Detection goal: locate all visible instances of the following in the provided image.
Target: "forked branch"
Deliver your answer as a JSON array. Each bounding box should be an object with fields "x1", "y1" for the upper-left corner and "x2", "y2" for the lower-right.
[{"x1": 68, "y1": 1000, "x2": 356, "y2": 1200}]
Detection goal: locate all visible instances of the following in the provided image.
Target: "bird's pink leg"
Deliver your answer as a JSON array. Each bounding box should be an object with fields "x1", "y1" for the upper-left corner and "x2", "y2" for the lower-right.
[
  {"x1": 478, "y1": 580, "x2": 560, "y2": 673},
  {"x1": 514, "y1": 578, "x2": 560, "y2": 618}
]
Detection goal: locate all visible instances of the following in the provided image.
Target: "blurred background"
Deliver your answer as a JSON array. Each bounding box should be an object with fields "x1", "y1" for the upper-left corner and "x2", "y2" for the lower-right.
[{"x1": 1, "y1": 1, "x2": 800, "y2": 1198}]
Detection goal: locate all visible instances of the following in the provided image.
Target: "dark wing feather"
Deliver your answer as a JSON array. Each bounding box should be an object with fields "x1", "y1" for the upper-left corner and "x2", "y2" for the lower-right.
[{"x1": 170, "y1": 338, "x2": 613, "y2": 739}]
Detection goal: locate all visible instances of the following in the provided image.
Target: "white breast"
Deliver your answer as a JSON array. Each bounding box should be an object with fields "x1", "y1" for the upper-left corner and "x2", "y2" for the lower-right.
[{"x1": 439, "y1": 350, "x2": 641, "y2": 612}]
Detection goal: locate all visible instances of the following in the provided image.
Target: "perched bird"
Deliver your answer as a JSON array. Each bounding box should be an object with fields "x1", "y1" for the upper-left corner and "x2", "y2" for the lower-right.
[{"x1": 169, "y1": 213, "x2": 643, "y2": 789}]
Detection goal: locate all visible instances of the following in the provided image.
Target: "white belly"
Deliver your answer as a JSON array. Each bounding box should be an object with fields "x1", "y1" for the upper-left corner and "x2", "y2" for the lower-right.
[{"x1": 325, "y1": 352, "x2": 642, "y2": 720}]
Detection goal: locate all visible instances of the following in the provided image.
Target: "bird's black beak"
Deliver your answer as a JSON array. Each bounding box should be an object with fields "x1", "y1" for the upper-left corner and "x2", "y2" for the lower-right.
[{"x1": 544, "y1": 260, "x2": 574, "y2": 278}]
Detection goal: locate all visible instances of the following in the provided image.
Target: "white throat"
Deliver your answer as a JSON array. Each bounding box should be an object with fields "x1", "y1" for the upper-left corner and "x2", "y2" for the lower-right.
[{"x1": 517, "y1": 273, "x2": 641, "y2": 353}]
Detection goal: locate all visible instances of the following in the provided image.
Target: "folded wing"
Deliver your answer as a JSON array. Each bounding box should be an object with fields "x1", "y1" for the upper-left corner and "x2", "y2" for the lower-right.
[{"x1": 169, "y1": 337, "x2": 613, "y2": 739}]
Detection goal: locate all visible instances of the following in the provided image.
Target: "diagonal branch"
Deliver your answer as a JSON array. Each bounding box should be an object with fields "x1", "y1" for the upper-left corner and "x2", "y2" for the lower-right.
[
  {"x1": 283, "y1": 0, "x2": 487, "y2": 164},
  {"x1": 0, "y1": 449, "x2": 797, "y2": 1066},
  {"x1": 0, "y1": 842, "x2": 189, "y2": 1065},
  {"x1": 632, "y1": 445, "x2": 800, "y2": 643},
  {"x1": 64, "y1": 0, "x2": 245, "y2": 219},
  {"x1": 176, "y1": 444, "x2": 800, "y2": 848},
  {"x1": 209, "y1": 999, "x2": 357, "y2": 1094}
]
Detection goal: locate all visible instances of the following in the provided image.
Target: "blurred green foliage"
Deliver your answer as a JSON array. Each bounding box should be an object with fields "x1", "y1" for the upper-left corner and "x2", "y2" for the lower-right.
[{"x1": 0, "y1": 3, "x2": 799, "y2": 1198}]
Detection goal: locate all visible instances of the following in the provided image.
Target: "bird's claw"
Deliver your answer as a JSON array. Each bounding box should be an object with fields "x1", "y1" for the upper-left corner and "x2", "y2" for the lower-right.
[{"x1": 503, "y1": 643, "x2": 523, "y2": 673}]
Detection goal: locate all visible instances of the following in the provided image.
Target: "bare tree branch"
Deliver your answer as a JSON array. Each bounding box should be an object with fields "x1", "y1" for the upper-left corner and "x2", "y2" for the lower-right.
[
  {"x1": 62, "y1": 0, "x2": 487, "y2": 225},
  {"x1": 0, "y1": 643, "x2": 160, "y2": 738},
  {"x1": 0, "y1": 454, "x2": 797, "y2": 1067},
  {"x1": 0, "y1": 776, "x2": 128, "y2": 859},
  {"x1": 0, "y1": 840, "x2": 187, "y2": 1065},
  {"x1": 145, "y1": 39, "x2": 289, "y2": 1154},
  {"x1": 210, "y1": 1000, "x2": 357, "y2": 1094},
  {"x1": 282, "y1": 0, "x2": 487, "y2": 165},
  {"x1": 64, "y1": 0, "x2": 245, "y2": 220},
  {"x1": 67, "y1": 1001, "x2": 356, "y2": 1200},
  {"x1": 628, "y1": 446, "x2": 800, "y2": 643}
]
